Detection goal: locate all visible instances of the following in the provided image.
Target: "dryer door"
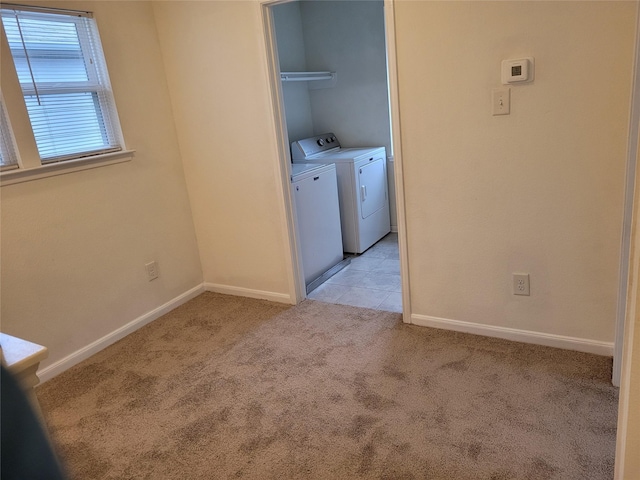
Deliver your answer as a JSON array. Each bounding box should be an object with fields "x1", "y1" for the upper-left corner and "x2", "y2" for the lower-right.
[{"x1": 358, "y1": 158, "x2": 387, "y2": 219}]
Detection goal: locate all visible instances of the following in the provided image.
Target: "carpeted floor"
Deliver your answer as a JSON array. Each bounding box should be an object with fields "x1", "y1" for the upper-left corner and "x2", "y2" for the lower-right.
[{"x1": 36, "y1": 292, "x2": 618, "y2": 479}]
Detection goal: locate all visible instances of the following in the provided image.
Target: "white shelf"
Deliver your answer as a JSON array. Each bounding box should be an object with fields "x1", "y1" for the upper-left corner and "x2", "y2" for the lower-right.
[
  {"x1": 280, "y1": 71, "x2": 337, "y2": 89},
  {"x1": 280, "y1": 71, "x2": 335, "y2": 82}
]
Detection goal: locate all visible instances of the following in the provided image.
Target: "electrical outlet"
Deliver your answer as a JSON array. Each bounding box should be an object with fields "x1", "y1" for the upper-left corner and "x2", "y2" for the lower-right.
[
  {"x1": 513, "y1": 273, "x2": 530, "y2": 296},
  {"x1": 145, "y1": 261, "x2": 159, "y2": 281}
]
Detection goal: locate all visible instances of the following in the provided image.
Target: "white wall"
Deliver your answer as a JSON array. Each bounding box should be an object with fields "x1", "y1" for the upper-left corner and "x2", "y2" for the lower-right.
[
  {"x1": 0, "y1": 1, "x2": 203, "y2": 372},
  {"x1": 395, "y1": 1, "x2": 636, "y2": 344},
  {"x1": 273, "y1": 1, "x2": 314, "y2": 143},
  {"x1": 152, "y1": 1, "x2": 292, "y2": 302},
  {"x1": 273, "y1": 1, "x2": 392, "y2": 151},
  {"x1": 301, "y1": 0, "x2": 391, "y2": 154},
  {"x1": 301, "y1": 0, "x2": 395, "y2": 228}
]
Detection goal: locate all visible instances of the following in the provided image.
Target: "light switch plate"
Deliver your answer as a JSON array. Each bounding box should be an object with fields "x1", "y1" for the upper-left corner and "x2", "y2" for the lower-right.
[{"x1": 492, "y1": 87, "x2": 510, "y2": 116}]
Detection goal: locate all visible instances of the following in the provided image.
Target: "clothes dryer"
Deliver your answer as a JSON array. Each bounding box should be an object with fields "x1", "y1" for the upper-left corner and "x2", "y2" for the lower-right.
[{"x1": 291, "y1": 134, "x2": 390, "y2": 254}]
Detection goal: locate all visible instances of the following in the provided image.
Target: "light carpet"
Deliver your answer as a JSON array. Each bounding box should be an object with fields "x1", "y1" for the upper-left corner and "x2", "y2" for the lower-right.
[{"x1": 36, "y1": 292, "x2": 618, "y2": 479}]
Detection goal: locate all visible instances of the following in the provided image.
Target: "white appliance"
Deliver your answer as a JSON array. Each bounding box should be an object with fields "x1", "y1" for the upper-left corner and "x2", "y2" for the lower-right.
[
  {"x1": 291, "y1": 134, "x2": 391, "y2": 254},
  {"x1": 290, "y1": 163, "x2": 344, "y2": 289}
]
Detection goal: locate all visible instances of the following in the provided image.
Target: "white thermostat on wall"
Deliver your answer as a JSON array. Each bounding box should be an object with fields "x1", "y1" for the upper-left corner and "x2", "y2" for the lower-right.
[{"x1": 501, "y1": 57, "x2": 534, "y2": 84}]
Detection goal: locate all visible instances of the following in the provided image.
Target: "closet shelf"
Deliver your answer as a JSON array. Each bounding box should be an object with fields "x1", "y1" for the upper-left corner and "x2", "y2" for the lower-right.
[{"x1": 280, "y1": 71, "x2": 336, "y2": 82}]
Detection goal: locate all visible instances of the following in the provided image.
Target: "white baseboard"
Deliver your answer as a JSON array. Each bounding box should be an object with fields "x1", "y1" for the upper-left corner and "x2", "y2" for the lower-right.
[
  {"x1": 204, "y1": 282, "x2": 292, "y2": 304},
  {"x1": 411, "y1": 313, "x2": 614, "y2": 356},
  {"x1": 38, "y1": 284, "x2": 204, "y2": 383},
  {"x1": 390, "y1": 226, "x2": 398, "y2": 233}
]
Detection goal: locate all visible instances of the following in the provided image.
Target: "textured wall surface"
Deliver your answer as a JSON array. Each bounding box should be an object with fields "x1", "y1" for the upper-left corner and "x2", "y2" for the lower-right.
[
  {"x1": 153, "y1": 1, "x2": 292, "y2": 299},
  {"x1": 394, "y1": 1, "x2": 635, "y2": 343},
  {"x1": 0, "y1": 1, "x2": 203, "y2": 370}
]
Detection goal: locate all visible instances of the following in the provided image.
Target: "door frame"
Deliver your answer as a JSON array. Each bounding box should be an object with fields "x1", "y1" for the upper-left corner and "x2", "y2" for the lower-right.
[
  {"x1": 260, "y1": 0, "x2": 412, "y2": 320},
  {"x1": 613, "y1": 8, "x2": 640, "y2": 475},
  {"x1": 261, "y1": 0, "x2": 306, "y2": 304},
  {"x1": 613, "y1": 4, "x2": 640, "y2": 388}
]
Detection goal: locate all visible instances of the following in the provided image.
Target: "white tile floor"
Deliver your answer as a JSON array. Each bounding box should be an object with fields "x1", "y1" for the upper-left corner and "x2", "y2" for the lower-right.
[{"x1": 307, "y1": 233, "x2": 402, "y2": 312}]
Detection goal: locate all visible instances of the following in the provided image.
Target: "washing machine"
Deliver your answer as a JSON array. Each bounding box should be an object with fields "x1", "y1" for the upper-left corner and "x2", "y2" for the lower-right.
[
  {"x1": 291, "y1": 133, "x2": 391, "y2": 254},
  {"x1": 291, "y1": 163, "x2": 344, "y2": 289}
]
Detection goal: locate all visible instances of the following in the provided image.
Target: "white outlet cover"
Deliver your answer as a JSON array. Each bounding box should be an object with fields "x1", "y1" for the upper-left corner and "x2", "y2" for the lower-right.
[
  {"x1": 145, "y1": 261, "x2": 159, "y2": 281},
  {"x1": 513, "y1": 273, "x2": 530, "y2": 296}
]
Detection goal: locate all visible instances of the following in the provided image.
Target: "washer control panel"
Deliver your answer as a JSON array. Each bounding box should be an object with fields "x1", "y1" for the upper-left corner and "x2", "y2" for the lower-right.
[{"x1": 292, "y1": 133, "x2": 340, "y2": 159}]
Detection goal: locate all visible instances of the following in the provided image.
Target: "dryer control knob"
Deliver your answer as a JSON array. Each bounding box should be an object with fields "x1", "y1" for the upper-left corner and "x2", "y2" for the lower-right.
[{"x1": 317, "y1": 139, "x2": 325, "y2": 146}]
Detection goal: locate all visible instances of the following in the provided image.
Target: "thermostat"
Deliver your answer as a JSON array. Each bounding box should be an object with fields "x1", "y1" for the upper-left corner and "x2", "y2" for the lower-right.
[{"x1": 501, "y1": 57, "x2": 534, "y2": 84}]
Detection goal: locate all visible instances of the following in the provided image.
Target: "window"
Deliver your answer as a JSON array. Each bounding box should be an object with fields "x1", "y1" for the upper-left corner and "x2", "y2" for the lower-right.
[
  {"x1": 0, "y1": 95, "x2": 19, "y2": 170},
  {"x1": 1, "y1": 4, "x2": 123, "y2": 165}
]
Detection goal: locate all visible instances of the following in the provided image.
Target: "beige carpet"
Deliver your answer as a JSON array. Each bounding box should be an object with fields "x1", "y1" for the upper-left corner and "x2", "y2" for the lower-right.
[{"x1": 36, "y1": 292, "x2": 618, "y2": 479}]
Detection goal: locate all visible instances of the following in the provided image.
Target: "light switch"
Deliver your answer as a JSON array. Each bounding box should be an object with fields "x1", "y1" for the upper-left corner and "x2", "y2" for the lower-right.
[{"x1": 492, "y1": 87, "x2": 510, "y2": 116}]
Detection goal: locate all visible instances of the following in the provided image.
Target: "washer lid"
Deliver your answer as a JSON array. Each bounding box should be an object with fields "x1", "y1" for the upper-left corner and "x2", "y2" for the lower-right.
[
  {"x1": 303, "y1": 146, "x2": 386, "y2": 163},
  {"x1": 290, "y1": 163, "x2": 334, "y2": 182}
]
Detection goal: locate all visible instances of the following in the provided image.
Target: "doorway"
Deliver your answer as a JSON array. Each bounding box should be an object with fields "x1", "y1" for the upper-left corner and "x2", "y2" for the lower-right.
[{"x1": 262, "y1": 0, "x2": 409, "y2": 315}]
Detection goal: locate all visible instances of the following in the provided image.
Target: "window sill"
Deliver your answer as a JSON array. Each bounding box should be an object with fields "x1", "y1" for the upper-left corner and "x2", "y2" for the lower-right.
[{"x1": 0, "y1": 150, "x2": 135, "y2": 187}]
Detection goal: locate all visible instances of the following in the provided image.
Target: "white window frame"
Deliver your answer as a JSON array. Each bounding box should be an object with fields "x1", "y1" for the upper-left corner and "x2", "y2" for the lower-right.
[
  {"x1": 0, "y1": 4, "x2": 133, "y2": 186},
  {"x1": 0, "y1": 92, "x2": 20, "y2": 171}
]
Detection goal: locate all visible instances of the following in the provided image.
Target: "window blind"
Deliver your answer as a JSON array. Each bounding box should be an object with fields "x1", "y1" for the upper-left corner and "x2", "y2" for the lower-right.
[{"x1": 1, "y1": 6, "x2": 123, "y2": 163}]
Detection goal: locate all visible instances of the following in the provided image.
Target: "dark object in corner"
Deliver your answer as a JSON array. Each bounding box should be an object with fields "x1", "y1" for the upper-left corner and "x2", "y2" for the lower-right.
[{"x1": 1, "y1": 365, "x2": 66, "y2": 480}]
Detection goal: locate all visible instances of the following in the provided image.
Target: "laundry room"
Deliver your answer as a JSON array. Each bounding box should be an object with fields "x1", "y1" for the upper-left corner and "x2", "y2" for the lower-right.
[{"x1": 271, "y1": 0, "x2": 402, "y2": 312}]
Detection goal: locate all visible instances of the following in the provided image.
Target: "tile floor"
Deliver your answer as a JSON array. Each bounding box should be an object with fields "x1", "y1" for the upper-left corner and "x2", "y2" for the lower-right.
[{"x1": 307, "y1": 233, "x2": 402, "y2": 312}]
